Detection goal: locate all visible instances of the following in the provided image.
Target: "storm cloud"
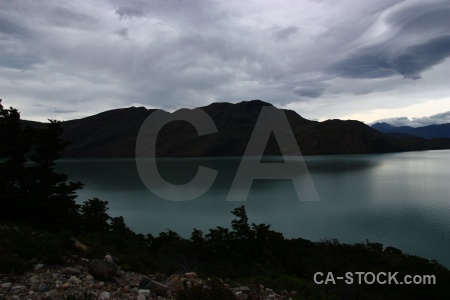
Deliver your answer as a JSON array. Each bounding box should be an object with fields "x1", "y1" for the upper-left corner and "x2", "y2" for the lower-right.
[
  {"x1": 330, "y1": 2, "x2": 450, "y2": 79},
  {"x1": 0, "y1": 0, "x2": 449, "y2": 122}
]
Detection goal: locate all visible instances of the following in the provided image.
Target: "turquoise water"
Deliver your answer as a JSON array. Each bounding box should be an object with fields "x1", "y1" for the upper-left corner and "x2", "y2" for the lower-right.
[{"x1": 55, "y1": 150, "x2": 450, "y2": 268}]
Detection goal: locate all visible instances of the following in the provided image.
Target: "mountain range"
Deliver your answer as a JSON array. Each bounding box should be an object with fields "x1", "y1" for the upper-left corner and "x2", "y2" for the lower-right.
[
  {"x1": 371, "y1": 122, "x2": 450, "y2": 139},
  {"x1": 22, "y1": 100, "x2": 450, "y2": 157}
]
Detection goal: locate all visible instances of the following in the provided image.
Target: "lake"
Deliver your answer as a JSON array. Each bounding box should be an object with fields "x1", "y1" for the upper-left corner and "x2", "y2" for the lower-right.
[{"x1": 55, "y1": 150, "x2": 450, "y2": 268}]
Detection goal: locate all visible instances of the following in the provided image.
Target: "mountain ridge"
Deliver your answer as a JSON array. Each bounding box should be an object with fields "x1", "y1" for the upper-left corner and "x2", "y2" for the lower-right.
[
  {"x1": 372, "y1": 122, "x2": 450, "y2": 139},
  {"x1": 21, "y1": 100, "x2": 450, "y2": 157}
]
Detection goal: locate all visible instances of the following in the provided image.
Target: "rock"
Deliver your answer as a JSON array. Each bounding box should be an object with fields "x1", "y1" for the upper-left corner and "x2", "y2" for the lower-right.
[
  {"x1": 85, "y1": 275, "x2": 94, "y2": 281},
  {"x1": 68, "y1": 276, "x2": 82, "y2": 285},
  {"x1": 88, "y1": 259, "x2": 119, "y2": 281},
  {"x1": 139, "y1": 277, "x2": 169, "y2": 296},
  {"x1": 29, "y1": 275, "x2": 39, "y2": 283},
  {"x1": 136, "y1": 294, "x2": 146, "y2": 300},
  {"x1": 62, "y1": 282, "x2": 70, "y2": 289},
  {"x1": 166, "y1": 275, "x2": 184, "y2": 291},
  {"x1": 62, "y1": 267, "x2": 81, "y2": 275},
  {"x1": 39, "y1": 285, "x2": 51, "y2": 292},
  {"x1": 184, "y1": 272, "x2": 197, "y2": 278},
  {"x1": 238, "y1": 286, "x2": 251, "y2": 293},
  {"x1": 104, "y1": 254, "x2": 114, "y2": 263},
  {"x1": 71, "y1": 238, "x2": 88, "y2": 251},
  {"x1": 235, "y1": 291, "x2": 248, "y2": 300},
  {"x1": 34, "y1": 263, "x2": 44, "y2": 270},
  {"x1": 75, "y1": 265, "x2": 84, "y2": 271},
  {"x1": 99, "y1": 291, "x2": 111, "y2": 299},
  {"x1": 138, "y1": 289, "x2": 151, "y2": 297},
  {"x1": 11, "y1": 285, "x2": 25, "y2": 290},
  {"x1": 104, "y1": 254, "x2": 120, "y2": 264},
  {"x1": 44, "y1": 289, "x2": 57, "y2": 298},
  {"x1": 1, "y1": 283, "x2": 12, "y2": 289}
]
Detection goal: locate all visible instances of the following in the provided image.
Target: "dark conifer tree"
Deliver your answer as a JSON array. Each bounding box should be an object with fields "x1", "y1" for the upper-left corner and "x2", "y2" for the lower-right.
[{"x1": 0, "y1": 99, "x2": 82, "y2": 229}]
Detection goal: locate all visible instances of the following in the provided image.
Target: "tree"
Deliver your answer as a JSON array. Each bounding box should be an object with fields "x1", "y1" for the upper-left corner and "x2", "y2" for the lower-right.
[
  {"x1": 79, "y1": 198, "x2": 111, "y2": 232},
  {"x1": 0, "y1": 99, "x2": 82, "y2": 229},
  {"x1": 230, "y1": 205, "x2": 252, "y2": 240}
]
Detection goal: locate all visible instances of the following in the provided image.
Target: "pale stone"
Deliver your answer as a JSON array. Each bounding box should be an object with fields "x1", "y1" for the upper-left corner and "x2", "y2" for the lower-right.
[
  {"x1": 184, "y1": 272, "x2": 197, "y2": 278},
  {"x1": 136, "y1": 294, "x2": 146, "y2": 300},
  {"x1": 99, "y1": 291, "x2": 111, "y2": 300},
  {"x1": 68, "y1": 275, "x2": 82, "y2": 285},
  {"x1": 12, "y1": 285, "x2": 25, "y2": 290},
  {"x1": 1, "y1": 282, "x2": 12, "y2": 288},
  {"x1": 44, "y1": 289, "x2": 57, "y2": 298},
  {"x1": 238, "y1": 286, "x2": 251, "y2": 292},
  {"x1": 85, "y1": 275, "x2": 94, "y2": 281},
  {"x1": 138, "y1": 289, "x2": 151, "y2": 297}
]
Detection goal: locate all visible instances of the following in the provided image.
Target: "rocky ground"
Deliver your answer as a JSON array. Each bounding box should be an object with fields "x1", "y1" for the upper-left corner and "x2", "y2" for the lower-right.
[{"x1": 0, "y1": 255, "x2": 297, "y2": 300}]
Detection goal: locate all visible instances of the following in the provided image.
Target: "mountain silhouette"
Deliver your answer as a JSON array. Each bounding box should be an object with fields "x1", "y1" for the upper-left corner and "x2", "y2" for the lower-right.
[
  {"x1": 372, "y1": 122, "x2": 450, "y2": 139},
  {"x1": 21, "y1": 100, "x2": 450, "y2": 157}
]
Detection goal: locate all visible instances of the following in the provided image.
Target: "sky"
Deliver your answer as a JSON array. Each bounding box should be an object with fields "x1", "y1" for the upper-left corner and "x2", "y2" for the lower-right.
[{"x1": 1, "y1": 0, "x2": 450, "y2": 126}]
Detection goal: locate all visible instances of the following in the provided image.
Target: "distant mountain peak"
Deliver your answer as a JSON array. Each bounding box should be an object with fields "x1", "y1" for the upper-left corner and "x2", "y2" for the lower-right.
[
  {"x1": 371, "y1": 122, "x2": 450, "y2": 139},
  {"x1": 371, "y1": 122, "x2": 397, "y2": 130},
  {"x1": 237, "y1": 99, "x2": 274, "y2": 106},
  {"x1": 203, "y1": 99, "x2": 273, "y2": 109}
]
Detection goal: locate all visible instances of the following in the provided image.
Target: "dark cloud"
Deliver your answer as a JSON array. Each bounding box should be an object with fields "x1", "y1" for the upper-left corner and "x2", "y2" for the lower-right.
[
  {"x1": 391, "y1": 35, "x2": 450, "y2": 79},
  {"x1": 116, "y1": 28, "x2": 129, "y2": 39},
  {"x1": 331, "y1": 35, "x2": 450, "y2": 80},
  {"x1": 115, "y1": 6, "x2": 146, "y2": 19},
  {"x1": 330, "y1": 50, "x2": 396, "y2": 79},
  {"x1": 0, "y1": 14, "x2": 33, "y2": 39},
  {"x1": 273, "y1": 26, "x2": 299, "y2": 41},
  {"x1": 386, "y1": 3, "x2": 450, "y2": 34},
  {"x1": 0, "y1": 13, "x2": 42, "y2": 70},
  {"x1": 330, "y1": 1, "x2": 450, "y2": 80},
  {"x1": 293, "y1": 85, "x2": 326, "y2": 98}
]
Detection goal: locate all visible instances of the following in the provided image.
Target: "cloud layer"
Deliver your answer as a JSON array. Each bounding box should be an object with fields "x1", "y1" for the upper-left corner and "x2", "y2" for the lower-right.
[
  {"x1": 1, "y1": 0, "x2": 449, "y2": 122},
  {"x1": 374, "y1": 111, "x2": 450, "y2": 127}
]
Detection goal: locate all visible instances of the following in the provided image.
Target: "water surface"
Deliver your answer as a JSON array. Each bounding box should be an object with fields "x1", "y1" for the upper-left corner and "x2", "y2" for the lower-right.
[{"x1": 56, "y1": 150, "x2": 450, "y2": 268}]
